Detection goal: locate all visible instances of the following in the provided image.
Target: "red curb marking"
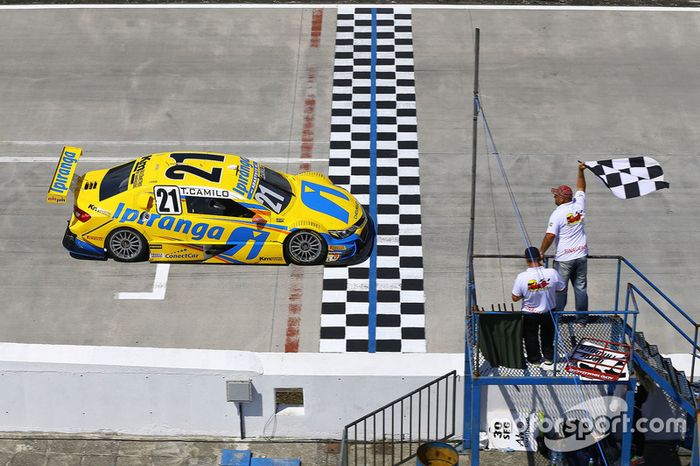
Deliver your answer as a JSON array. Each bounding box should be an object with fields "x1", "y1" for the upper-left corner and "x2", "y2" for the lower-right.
[
  {"x1": 310, "y1": 9, "x2": 323, "y2": 48},
  {"x1": 285, "y1": 9, "x2": 323, "y2": 353}
]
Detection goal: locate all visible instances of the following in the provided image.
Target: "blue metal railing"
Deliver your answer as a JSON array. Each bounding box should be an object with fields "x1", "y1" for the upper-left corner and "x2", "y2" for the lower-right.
[
  {"x1": 626, "y1": 284, "x2": 697, "y2": 415},
  {"x1": 470, "y1": 255, "x2": 700, "y2": 377},
  {"x1": 618, "y1": 257, "x2": 700, "y2": 384},
  {"x1": 464, "y1": 254, "x2": 699, "y2": 466}
]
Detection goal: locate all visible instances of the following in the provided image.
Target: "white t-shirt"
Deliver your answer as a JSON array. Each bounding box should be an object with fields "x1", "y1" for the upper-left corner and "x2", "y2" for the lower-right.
[
  {"x1": 546, "y1": 190, "x2": 587, "y2": 262},
  {"x1": 512, "y1": 266, "x2": 565, "y2": 314}
]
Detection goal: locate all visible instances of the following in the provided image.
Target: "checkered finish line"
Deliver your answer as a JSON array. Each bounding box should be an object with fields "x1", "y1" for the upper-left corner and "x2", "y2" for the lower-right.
[{"x1": 320, "y1": 7, "x2": 426, "y2": 353}]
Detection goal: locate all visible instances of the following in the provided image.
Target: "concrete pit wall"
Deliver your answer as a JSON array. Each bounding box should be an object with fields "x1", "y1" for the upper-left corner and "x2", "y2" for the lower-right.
[
  {"x1": 0, "y1": 343, "x2": 465, "y2": 439},
  {"x1": 0, "y1": 343, "x2": 685, "y2": 443}
]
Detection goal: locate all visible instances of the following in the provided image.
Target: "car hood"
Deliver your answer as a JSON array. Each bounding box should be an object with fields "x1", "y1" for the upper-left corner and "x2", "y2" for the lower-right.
[{"x1": 286, "y1": 172, "x2": 364, "y2": 231}]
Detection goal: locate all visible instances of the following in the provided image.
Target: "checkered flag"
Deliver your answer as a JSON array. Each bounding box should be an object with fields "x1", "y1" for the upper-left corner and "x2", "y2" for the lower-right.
[{"x1": 583, "y1": 157, "x2": 669, "y2": 199}]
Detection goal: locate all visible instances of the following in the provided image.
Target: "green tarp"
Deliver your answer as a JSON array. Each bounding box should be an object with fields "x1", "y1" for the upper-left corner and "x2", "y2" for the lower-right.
[{"x1": 478, "y1": 313, "x2": 525, "y2": 369}]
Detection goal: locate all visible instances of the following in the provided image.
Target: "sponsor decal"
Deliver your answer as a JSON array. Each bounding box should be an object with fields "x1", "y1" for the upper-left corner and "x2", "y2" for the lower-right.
[
  {"x1": 223, "y1": 228, "x2": 270, "y2": 260},
  {"x1": 527, "y1": 278, "x2": 550, "y2": 292},
  {"x1": 300, "y1": 180, "x2": 349, "y2": 223},
  {"x1": 328, "y1": 245, "x2": 347, "y2": 251},
  {"x1": 326, "y1": 253, "x2": 341, "y2": 262},
  {"x1": 112, "y1": 202, "x2": 269, "y2": 261},
  {"x1": 113, "y1": 202, "x2": 225, "y2": 241},
  {"x1": 151, "y1": 253, "x2": 164, "y2": 259},
  {"x1": 233, "y1": 157, "x2": 259, "y2": 198},
  {"x1": 566, "y1": 211, "x2": 583, "y2": 225},
  {"x1": 131, "y1": 155, "x2": 150, "y2": 188},
  {"x1": 165, "y1": 253, "x2": 199, "y2": 259},
  {"x1": 49, "y1": 151, "x2": 78, "y2": 194},
  {"x1": 47, "y1": 147, "x2": 82, "y2": 203},
  {"x1": 179, "y1": 186, "x2": 233, "y2": 198},
  {"x1": 150, "y1": 244, "x2": 163, "y2": 250},
  {"x1": 85, "y1": 235, "x2": 103, "y2": 241},
  {"x1": 88, "y1": 204, "x2": 111, "y2": 216},
  {"x1": 259, "y1": 257, "x2": 277, "y2": 262}
]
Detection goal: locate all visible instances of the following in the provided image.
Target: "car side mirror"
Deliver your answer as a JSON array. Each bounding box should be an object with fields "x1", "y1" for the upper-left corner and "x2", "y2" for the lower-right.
[{"x1": 252, "y1": 214, "x2": 267, "y2": 225}]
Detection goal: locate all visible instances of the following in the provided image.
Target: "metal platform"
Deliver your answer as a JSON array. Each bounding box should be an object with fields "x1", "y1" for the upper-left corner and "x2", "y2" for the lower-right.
[{"x1": 462, "y1": 254, "x2": 700, "y2": 466}]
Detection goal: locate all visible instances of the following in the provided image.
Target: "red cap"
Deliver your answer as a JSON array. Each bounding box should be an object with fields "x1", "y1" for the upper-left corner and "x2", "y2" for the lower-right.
[{"x1": 551, "y1": 185, "x2": 573, "y2": 198}]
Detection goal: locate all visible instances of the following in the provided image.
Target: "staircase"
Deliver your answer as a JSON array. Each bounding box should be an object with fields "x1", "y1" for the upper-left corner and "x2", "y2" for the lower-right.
[{"x1": 629, "y1": 330, "x2": 696, "y2": 415}]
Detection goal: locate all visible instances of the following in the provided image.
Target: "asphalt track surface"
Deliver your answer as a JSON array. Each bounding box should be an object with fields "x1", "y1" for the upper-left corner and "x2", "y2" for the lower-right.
[{"x1": 0, "y1": 5, "x2": 699, "y2": 354}]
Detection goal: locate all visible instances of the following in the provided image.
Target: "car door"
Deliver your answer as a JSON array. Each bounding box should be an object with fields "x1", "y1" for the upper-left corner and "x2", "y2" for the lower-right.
[{"x1": 184, "y1": 195, "x2": 273, "y2": 264}]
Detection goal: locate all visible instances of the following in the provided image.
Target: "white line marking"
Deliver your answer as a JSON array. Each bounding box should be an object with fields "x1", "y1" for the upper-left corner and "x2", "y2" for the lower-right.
[
  {"x1": 0, "y1": 140, "x2": 305, "y2": 146},
  {"x1": 115, "y1": 264, "x2": 170, "y2": 300},
  {"x1": 0, "y1": 4, "x2": 696, "y2": 11},
  {"x1": 0, "y1": 156, "x2": 329, "y2": 163}
]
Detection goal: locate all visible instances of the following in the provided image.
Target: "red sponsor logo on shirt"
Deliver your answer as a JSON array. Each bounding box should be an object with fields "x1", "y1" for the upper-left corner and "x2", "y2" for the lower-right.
[
  {"x1": 527, "y1": 278, "x2": 550, "y2": 292},
  {"x1": 566, "y1": 211, "x2": 583, "y2": 225},
  {"x1": 563, "y1": 245, "x2": 587, "y2": 254}
]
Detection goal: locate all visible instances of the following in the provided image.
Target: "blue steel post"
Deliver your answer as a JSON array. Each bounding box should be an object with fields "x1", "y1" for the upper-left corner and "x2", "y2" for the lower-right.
[
  {"x1": 470, "y1": 383, "x2": 481, "y2": 466},
  {"x1": 463, "y1": 283, "x2": 473, "y2": 450},
  {"x1": 620, "y1": 376, "x2": 636, "y2": 466},
  {"x1": 692, "y1": 415, "x2": 700, "y2": 466},
  {"x1": 553, "y1": 312, "x2": 560, "y2": 373},
  {"x1": 462, "y1": 374, "x2": 472, "y2": 450},
  {"x1": 692, "y1": 325, "x2": 699, "y2": 386},
  {"x1": 624, "y1": 284, "x2": 632, "y2": 342},
  {"x1": 615, "y1": 257, "x2": 622, "y2": 312}
]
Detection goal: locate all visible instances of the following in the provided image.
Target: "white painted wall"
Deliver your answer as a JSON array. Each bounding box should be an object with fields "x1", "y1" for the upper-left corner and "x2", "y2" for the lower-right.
[
  {"x1": 0, "y1": 343, "x2": 688, "y2": 443},
  {"x1": 0, "y1": 343, "x2": 465, "y2": 439}
]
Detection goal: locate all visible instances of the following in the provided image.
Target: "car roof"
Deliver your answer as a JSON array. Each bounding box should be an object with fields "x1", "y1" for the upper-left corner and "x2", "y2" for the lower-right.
[{"x1": 138, "y1": 152, "x2": 254, "y2": 193}]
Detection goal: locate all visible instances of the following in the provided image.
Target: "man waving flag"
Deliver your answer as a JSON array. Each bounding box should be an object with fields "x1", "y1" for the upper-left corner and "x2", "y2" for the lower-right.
[{"x1": 583, "y1": 157, "x2": 669, "y2": 199}]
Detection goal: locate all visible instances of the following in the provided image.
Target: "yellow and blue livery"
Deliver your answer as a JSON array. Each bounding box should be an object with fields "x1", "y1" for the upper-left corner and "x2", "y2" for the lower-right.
[{"x1": 49, "y1": 148, "x2": 374, "y2": 265}]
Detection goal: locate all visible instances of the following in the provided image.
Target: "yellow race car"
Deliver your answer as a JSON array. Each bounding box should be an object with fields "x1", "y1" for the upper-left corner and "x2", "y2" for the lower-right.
[{"x1": 48, "y1": 147, "x2": 374, "y2": 265}]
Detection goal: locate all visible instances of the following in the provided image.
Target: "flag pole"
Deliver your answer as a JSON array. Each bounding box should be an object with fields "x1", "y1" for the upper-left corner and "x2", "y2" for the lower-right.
[
  {"x1": 463, "y1": 26, "x2": 481, "y2": 459},
  {"x1": 467, "y1": 28, "x2": 480, "y2": 313}
]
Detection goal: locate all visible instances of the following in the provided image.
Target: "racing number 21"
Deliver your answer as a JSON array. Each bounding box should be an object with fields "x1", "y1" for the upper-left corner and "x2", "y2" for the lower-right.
[
  {"x1": 254, "y1": 184, "x2": 286, "y2": 214},
  {"x1": 165, "y1": 153, "x2": 225, "y2": 182},
  {"x1": 155, "y1": 186, "x2": 182, "y2": 215}
]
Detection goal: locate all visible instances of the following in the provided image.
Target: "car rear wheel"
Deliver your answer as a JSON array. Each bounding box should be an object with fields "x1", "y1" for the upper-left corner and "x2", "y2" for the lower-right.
[
  {"x1": 285, "y1": 230, "x2": 327, "y2": 265},
  {"x1": 106, "y1": 228, "x2": 149, "y2": 262}
]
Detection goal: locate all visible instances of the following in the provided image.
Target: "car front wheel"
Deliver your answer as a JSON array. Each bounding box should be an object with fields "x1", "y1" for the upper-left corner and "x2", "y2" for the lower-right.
[
  {"x1": 284, "y1": 230, "x2": 327, "y2": 265},
  {"x1": 106, "y1": 228, "x2": 149, "y2": 262}
]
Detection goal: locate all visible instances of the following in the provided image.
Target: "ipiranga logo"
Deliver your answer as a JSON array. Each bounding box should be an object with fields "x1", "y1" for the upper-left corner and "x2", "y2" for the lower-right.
[{"x1": 47, "y1": 146, "x2": 82, "y2": 203}]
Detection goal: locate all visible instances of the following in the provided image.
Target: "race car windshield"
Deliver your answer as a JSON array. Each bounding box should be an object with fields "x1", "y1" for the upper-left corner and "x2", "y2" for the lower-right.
[
  {"x1": 260, "y1": 166, "x2": 292, "y2": 194},
  {"x1": 253, "y1": 166, "x2": 293, "y2": 214},
  {"x1": 99, "y1": 161, "x2": 135, "y2": 201}
]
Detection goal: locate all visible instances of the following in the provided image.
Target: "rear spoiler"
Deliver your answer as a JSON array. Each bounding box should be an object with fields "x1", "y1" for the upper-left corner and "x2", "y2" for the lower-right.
[{"x1": 47, "y1": 146, "x2": 82, "y2": 204}]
